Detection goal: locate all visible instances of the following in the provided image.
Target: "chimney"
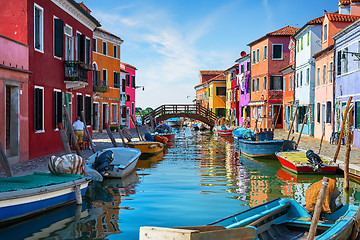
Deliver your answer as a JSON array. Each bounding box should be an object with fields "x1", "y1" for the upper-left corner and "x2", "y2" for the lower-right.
[
  {"x1": 351, "y1": 0, "x2": 360, "y2": 16},
  {"x1": 339, "y1": 0, "x2": 351, "y2": 15},
  {"x1": 77, "y1": 2, "x2": 91, "y2": 14}
]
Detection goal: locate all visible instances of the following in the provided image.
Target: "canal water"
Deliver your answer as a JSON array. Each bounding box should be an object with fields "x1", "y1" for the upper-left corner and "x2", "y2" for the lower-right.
[{"x1": 2, "y1": 127, "x2": 360, "y2": 239}]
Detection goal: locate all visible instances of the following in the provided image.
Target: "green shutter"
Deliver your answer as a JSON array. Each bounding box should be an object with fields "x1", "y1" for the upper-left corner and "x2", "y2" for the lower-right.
[
  {"x1": 356, "y1": 102, "x2": 360, "y2": 129},
  {"x1": 80, "y1": 34, "x2": 85, "y2": 62}
]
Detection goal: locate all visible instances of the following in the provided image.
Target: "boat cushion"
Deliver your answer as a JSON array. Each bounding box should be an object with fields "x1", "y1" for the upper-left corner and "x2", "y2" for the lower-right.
[
  {"x1": 306, "y1": 178, "x2": 337, "y2": 213},
  {"x1": 0, "y1": 172, "x2": 83, "y2": 192}
]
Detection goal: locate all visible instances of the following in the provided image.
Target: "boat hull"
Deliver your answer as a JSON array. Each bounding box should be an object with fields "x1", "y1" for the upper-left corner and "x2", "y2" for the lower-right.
[
  {"x1": 217, "y1": 129, "x2": 233, "y2": 137},
  {"x1": 0, "y1": 177, "x2": 89, "y2": 226},
  {"x1": 126, "y1": 141, "x2": 164, "y2": 158},
  {"x1": 276, "y1": 150, "x2": 338, "y2": 174},
  {"x1": 237, "y1": 139, "x2": 296, "y2": 158}
]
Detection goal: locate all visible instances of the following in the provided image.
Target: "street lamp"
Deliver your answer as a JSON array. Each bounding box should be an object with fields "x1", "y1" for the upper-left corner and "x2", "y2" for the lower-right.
[
  {"x1": 135, "y1": 85, "x2": 145, "y2": 91},
  {"x1": 342, "y1": 51, "x2": 360, "y2": 61}
]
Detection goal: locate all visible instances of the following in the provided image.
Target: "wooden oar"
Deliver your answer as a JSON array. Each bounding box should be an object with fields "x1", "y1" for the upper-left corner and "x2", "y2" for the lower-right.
[
  {"x1": 248, "y1": 202, "x2": 291, "y2": 227},
  {"x1": 344, "y1": 105, "x2": 354, "y2": 190},
  {"x1": 104, "y1": 123, "x2": 118, "y2": 147}
]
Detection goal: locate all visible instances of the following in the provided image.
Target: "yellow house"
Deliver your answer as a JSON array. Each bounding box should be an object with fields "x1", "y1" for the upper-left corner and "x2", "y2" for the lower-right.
[{"x1": 208, "y1": 73, "x2": 226, "y2": 117}]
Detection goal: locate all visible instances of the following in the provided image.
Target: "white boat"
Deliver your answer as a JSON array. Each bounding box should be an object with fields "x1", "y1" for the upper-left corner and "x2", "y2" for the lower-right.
[
  {"x1": 86, "y1": 147, "x2": 141, "y2": 178},
  {"x1": 0, "y1": 172, "x2": 90, "y2": 226}
]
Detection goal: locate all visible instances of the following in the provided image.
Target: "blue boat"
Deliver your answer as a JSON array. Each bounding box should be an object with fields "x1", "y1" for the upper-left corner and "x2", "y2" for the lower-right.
[
  {"x1": 209, "y1": 198, "x2": 359, "y2": 240},
  {"x1": 0, "y1": 172, "x2": 90, "y2": 226},
  {"x1": 237, "y1": 139, "x2": 296, "y2": 158}
]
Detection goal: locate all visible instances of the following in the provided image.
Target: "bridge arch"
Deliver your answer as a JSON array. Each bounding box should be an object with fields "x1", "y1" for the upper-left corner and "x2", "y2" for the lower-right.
[{"x1": 142, "y1": 104, "x2": 218, "y2": 128}]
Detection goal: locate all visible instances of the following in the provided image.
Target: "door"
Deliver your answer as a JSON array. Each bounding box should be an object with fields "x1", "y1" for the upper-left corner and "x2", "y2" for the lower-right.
[
  {"x1": 102, "y1": 103, "x2": 109, "y2": 130},
  {"x1": 321, "y1": 104, "x2": 326, "y2": 135},
  {"x1": 273, "y1": 105, "x2": 283, "y2": 129},
  {"x1": 93, "y1": 102, "x2": 99, "y2": 131},
  {"x1": 5, "y1": 86, "x2": 19, "y2": 157}
]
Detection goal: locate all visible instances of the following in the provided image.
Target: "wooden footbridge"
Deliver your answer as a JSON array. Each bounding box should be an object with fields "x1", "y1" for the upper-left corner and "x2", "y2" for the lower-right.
[{"x1": 142, "y1": 104, "x2": 219, "y2": 127}]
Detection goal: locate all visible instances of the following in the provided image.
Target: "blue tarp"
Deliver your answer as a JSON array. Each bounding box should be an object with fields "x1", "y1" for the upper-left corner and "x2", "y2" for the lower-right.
[{"x1": 232, "y1": 127, "x2": 255, "y2": 140}]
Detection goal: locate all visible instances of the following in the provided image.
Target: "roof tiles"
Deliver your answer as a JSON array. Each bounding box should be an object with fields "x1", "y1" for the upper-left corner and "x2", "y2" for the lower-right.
[{"x1": 325, "y1": 12, "x2": 360, "y2": 22}]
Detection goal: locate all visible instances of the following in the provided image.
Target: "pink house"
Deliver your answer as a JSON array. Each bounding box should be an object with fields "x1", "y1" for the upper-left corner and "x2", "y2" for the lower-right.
[{"x1": 120, "y1": 62, "x2": 137, "y2": 129}]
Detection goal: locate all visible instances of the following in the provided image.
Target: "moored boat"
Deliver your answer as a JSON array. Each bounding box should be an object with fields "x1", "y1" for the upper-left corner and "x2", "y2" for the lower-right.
[
  {"x1": 165, "y1": 118, "x2": 182, "y2": 128},
  {"x1": 0, "y1": 172, "x2": 90, "y2": 226},
  {"x1": 217, "y1": 129, "x2": 234, "y2": 137},
  {"x1": 86, "y1": 147, "x2": 141, "y2": 178},
  {"x1": 275, "y1": 150, "x2": 339, "y2": 174},
  {"x1": 237, "y1": 139, "x2": 296, "y2": 158},
  {"x1": 126, "y1": 141, "x2": 164, "y2": 159},
  {"x1": 208, "y1": 198, "x2": 359, "y2": 240}
]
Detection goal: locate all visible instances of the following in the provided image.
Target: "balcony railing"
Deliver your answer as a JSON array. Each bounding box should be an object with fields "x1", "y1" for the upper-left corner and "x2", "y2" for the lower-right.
[
  {"x1": 93, "y1": 79, "x2": 109, "y2": 93},
  {"x1": 64, "y1": 61, "x2": 90, "y2": 83}
]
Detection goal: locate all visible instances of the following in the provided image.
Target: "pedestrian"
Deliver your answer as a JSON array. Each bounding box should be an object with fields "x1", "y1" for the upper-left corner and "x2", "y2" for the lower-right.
[{"x1": 73, "y1": 116, "x2": 85, "y2": 148}]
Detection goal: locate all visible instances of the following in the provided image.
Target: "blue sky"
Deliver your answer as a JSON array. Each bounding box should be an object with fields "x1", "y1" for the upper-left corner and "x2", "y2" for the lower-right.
[{"x1": 83, "y1": 0, "x2": 339, "y2": 108}]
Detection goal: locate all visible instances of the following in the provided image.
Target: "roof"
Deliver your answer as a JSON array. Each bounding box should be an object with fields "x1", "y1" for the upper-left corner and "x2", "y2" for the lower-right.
[
  {"x1": 224, "y1": 64, "x2": 238, "y2": 73},
  {"x1": 96, "y1": 28, "x2": 123, "y2": 42},
  {"x1": 235, "y1": 54, "x2": 250, "y2": 63},
  {"x1": 279, "y1": 64, "x2": 294, "y2": 73},
  {"x1": 293, "y1": 16, "x2": 324, "y2": 38},
  {"x1": 248, "y1": 26, "x2": 299, "y2": 46},
  {"x1": 124, "y1": 63, "x2": 137, "y2": 70},
  {"x1": 209, "y1": 73, "x2": 226, "y2": 82},
  {"x1": 70, "y1": 0, "x2": 100, "y2": 27},
  {"x1": 325, "y1": 12, "x2": 360, "y2": 22},
  {"x1": 313, "y1": 45, "x2": 334, "y2": 59},
  {"x1": 339, "y1": 0, "x2": 350, "y2": 4},
  {"x1": 199, "y1": 70, "x2": 223, "y2": 75}
]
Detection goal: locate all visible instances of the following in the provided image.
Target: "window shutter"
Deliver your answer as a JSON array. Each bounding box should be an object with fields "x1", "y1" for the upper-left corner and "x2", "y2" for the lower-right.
[
  {"x1": 317, "y1": 103, "x2": 320, "y2": 123},
  {"x1": 270, "y1": 76, "x2": 274, "y2": 90},
  {"x1": 34, "y1": 88, "x2": 43, "y2": 131},
  {"x1": 326, "y1": 102, "x2": 331, "y2": 123},
  {"x1": 132, "y1": 76, "x2": 136, "y2": 88},
  {"x1": 215, "y1": 108, "x2": 218, "y2": 115},
  {"x1": 356, "y1": 102, "x2": 360, "y2": 129},
  {"x1": 79, "y1": 34, "x2": 85, "y2": 62},
  {"x1": 53, "y1": 92, "x2": 57, "y2": 129},
  {"x1": 86, "y1": 38, "x2": 90, "y2": 64},
  {"x1": 337, "y1": 51, "x2": 342, "y2": 76},
  {"x1": 35, "y1": 9, "x2": 41, "y2": 49},
  {"x1": 280, "y1": 76, "x2": 283, "y2": 90},
  {"x1": 54, "y1": 18, "x2": 64, "y2": 57}
]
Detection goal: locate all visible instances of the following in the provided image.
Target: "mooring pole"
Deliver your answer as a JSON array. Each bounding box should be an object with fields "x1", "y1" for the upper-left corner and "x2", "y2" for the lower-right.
[
  {"x1": 344, "y1": 105, "x2": 354, "y2": 190},
  {"x1": 58, "y1": 123, "x2": 72, "y2": 154},
  {"x1": 295, "y1": 105, "x2": 311, "y2": 150},
  {"x1": 104, "y1": 123, "x2": 118, "y2": 147},
  {"x1": 287, "y1": 105, "x2": 299, "y2": 140}
]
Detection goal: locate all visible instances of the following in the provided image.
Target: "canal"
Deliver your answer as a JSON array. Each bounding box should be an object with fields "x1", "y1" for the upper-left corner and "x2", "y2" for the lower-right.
[{"x1": 2, "y1": 127, "x2": 360, "y2": 239}]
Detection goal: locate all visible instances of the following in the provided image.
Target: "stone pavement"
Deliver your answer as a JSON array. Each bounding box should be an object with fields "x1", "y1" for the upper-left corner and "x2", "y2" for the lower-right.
[
  {"x1": 275, "y1": 129, "x2": 360, "y2": 179},
  {"x1": 0, "y1": 127, "x2": 148, "y2": 177}
]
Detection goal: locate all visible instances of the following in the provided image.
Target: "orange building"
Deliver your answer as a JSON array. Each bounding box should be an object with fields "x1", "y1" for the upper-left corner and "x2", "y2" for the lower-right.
[
  {"x1": 92, "y1": 28, "x2": 123, "y2": 131},
  {"x1": 195, "y1": 70, "x2": 223, "y2": 108},
  {"x1": 248, "y1": 26, "x2": 299, "y2": 129}
]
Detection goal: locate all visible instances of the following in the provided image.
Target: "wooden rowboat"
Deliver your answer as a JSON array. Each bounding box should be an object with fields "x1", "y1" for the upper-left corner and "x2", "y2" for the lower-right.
[
  {"x1": 275, "y1": 150, "x2": 339, "y2": 174},
  {"x1": 0, "y1": 172, "x2": 89, "y2": 226},
  {"x1": 217, "y1": 129, "x2": 234, "y2": 137},
  {"x1": 209, "y1": 198, "x2": 359, "y2": 240},
  {"x1": 237, "y1": 139, "x2": 296, "y2": 158},
  {"x1": 126, "y1": 141, "x2": 164, "y2": 159}
]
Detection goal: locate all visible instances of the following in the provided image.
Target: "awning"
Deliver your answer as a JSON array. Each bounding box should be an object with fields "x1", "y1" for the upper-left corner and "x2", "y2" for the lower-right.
[{"x1": 248, "y1": 100, "x2": 267, "y2": 106}]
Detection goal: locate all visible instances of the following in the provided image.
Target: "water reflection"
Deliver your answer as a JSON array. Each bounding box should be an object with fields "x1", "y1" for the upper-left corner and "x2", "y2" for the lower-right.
[{"x1": 4, "y1": 128, "x2": 360, "y2": 239}]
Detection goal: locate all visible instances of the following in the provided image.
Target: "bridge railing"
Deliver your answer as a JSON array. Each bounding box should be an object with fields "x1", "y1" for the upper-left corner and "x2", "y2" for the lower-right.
[{"x1": 142, "y1": 104, "x2": 218, "y2": 126}]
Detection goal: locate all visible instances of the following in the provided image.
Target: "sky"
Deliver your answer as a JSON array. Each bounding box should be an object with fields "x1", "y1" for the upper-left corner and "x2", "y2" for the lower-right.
[{"x1": 82, "y1": 0, "x2": 339, "y2": 108}]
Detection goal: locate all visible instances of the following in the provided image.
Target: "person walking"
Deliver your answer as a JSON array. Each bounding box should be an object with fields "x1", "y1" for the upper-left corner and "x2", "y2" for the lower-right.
[{"x1": 73, "y1": 116, "x2": 85, "y2": 148}]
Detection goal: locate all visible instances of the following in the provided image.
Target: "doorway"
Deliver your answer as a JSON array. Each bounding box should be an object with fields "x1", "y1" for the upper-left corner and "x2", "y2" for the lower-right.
[
  {"x1": 273, "y1": 105, "x2": 283, "y2": 129},
  {"x1": 5, "y1": 85, "x2": 19, "y2": 157},
  {"x1": 93, "y1": 102, "x2": 99, "y2": 131},
  {"x1": 102, "y1": 103, "x2": 109, "y2": 130}
]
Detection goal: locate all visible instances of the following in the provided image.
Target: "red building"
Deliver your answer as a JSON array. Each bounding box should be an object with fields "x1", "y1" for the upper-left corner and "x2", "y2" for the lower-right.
[
  {"x1": 248, "y1": 26, "x2": 299, "y2": 129},
  {"x1": 121, "y1": 62, "x2": 137, "y2": 129},
  {"x1": 1, "y1": 0, "x2": 100, "y2": 159}
]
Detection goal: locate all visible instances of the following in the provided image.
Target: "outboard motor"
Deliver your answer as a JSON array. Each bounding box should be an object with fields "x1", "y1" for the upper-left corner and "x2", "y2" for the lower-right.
[
  {"x1": 306, "y1": 150, "x2": 323, "y2": 172},
  {"x1": 93, "y1": 150, "x2": 114, "y2": 175}
]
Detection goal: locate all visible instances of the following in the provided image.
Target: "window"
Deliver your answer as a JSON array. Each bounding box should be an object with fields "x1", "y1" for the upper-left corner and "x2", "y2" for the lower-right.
[
  {"x1": 301, "y1": 37, "x2": 303, "y2": 50},
  {"x1": 264, "y1": 46, "x2": 267, "y2": 60},
  {"x1": 326, "y1": 101, "x2": 331, "y2": 123},
  {"x1": 85, "y1": 38, "x2": 90, "y2": 64},
  {"x1": 298, "y1": 106, "x2": 307, "y2": 125},
  {"x1": 103, "y1": 69, "x2": 107, "y2": 85},
  {"x1": 307, "y1": 32, "x2": 310, "y2": 46},
  {"x1": 323, "y1": 24, "x2": 328, "y2": 42},
  {"x1": 132, "y1": 102, "x2": 135, "y2": 116},
  {"x1": 323, "y1": 65, "x2": 326, "y2": 85},
  {"x1": 85, "y1": 96, "x2": 92, "y2": 125},
  {"x1": 305, "y1": 68, "x2": 309, "y2": 85},
  {"x1": 241, "y1": 64, "x2": 244, "y2": 73},
  {"x1": 252, "y1": 50, "x2": 255, "y2": 64},
  {"x1": 256, "y1": 49, "x2": 259, "y2": 63},
  {"x1": 113, "y1": 72, "x2": 120, "y2": 88},
  {"x1": 54, "y1": 18, "x2": 64, "y2": 58},
  {"x1": 344, "y1": 47, "x2": 348, "y2": 74},
  {"x1": 270, "y1": 76, "x2": 283, "y2": 90},
  {"x1": 296, "y1": 73, "x2": 299, "y2": 88},
  {"x1": 297, "y1": 40, "x2": 299, "y2": 52},
  {"x1": 53, "y1": 90, "x2": 63, "y2": 129},
  {"x1": 283, "y1": 77, "x2": 286, "y2": 92},
  {"x1": 317, "y1": 102, "x2": 321, "y2": 123},
  {"x1": 76, "y1": 32, "x2": 82, "y2": 61},
  {"x1": 289, "y1": 75, "x2": 292, "y2": 91},
  {"x1": 76, "y1": 94, "x2": 84, "y2": 119},
  {"x1": 247, "y1": 62, "x2": 250, "y2": 71},
  {"x1": 256, "y1": 78, "x2": 259, "y2": 91},
  {"x1": 103, "y1": 41, "x2": 107, "y2": 55},
  {"x1": 356, "y1": 101, "x2": 360, "y2": 129},
  {"x1": 126, "y1": 95, "x2": 130, "y2": 101},
  {"x1": 272, "y1": 44, "x2": 283, "y2": 60},
  {"x1": 126, "y1": 74, "x2": 130, "y2": 87},
  {"x1": 317, "y1": 67, "x2": 320, "y2": 86},
  {"x1": 216, "y1": 86, "x2": 225, "y2": 96},
  {"x1": 34, "y1": 4, "x2": 44, "y2": 52},
  {"x1": 132, "y1": 75, "x2": 136, "y2": 88},
  {"x1": 34, "y1": 86, "x2": 44, "y2": 131},
  {"x1": 252, "y1": 79, "x2": 255, "y2": 92},
  {"x1": 111, "y1": 104, "x2": 118, "y2": 123},
  {"x1": 216, "y1": 108, "x2": 226, "y2": 117},
  {"x1": 300, "y1": 71, "x2": 303, "y2": 86},
  {"x1": 329, "y1": 62, "x2": 333, "y2": 83},
  {"x1": 64, "y1": 25, "x2": 73, "y2": 61},
  {"x1": 93, "y1": 38, "x2": 97, "y2": 52},
  {"x1": 264, "y1": 76, "x2": 267, "y2": 90},
  {"x1": 337, "y1": 51, "x2": 342, "y2": 76},
  {"x1": 113, "y1": 45, "x2": 117, "y2": 58}
]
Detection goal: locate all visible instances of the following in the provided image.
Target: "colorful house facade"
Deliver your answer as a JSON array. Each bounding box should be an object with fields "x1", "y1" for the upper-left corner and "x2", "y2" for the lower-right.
[
  {"x1": 334, "y1": 17, "x2": 360, "y2": 148},
  {"x1": 236, "y1": 54, "x2": 251, "y2": 127},
  {"x1": 293, "y1": 16, "x2": 324, "y2": 136},
  {"x1": 195, "y1": 70, "x2": 224, "y2": 109},
  {"x1": 208, "y1": 73, "x2": 226, "y2": 117},
  {"x1": 92, "y1": 28, "x2": 123, "y2": 131},
  {"x1": 0, "y1": 35, "x2": 31, "y2": 164},
  {"x1": 314, "y1": 10, "x2": 359, "y2": 141},
  {"x1": 248, "y1": 26, "x2": 299, "y2": 129},
  {"x1": 1, "y1": 0, "x2": 100, "y2": 159},
  {"x1": 122, "y1": 62, "x2": 137, "y2": 129},
  {"x1": 279, "y1": 38, "x2": 296, "y2": 131},
  {"x1": 225, "y1": 64, "x2": 239, "y2": 125}
]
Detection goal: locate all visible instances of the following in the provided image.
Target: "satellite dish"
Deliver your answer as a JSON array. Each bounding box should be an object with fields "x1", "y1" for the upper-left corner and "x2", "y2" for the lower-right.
[{"x1": 240, "y1": 51, "x2": 247, "y2": 57}]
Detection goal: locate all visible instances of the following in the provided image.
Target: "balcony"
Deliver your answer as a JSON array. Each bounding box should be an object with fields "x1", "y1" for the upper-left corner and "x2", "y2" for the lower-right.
[
  {"x1": 93, "y1": 79, "x2": 109, "y2": 93},
  {"x1": 64, "y1": 61, "x2": 90, "y2": 90}
]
